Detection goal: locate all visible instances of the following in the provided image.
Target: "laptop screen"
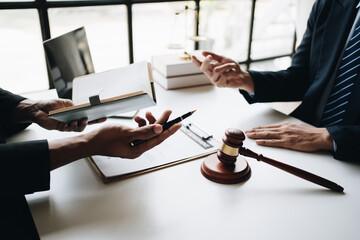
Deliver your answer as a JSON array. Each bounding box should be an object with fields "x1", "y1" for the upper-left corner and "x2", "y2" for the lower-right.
[{"x1": 43, "y1": 27, "x2": 94, "y2": 99}]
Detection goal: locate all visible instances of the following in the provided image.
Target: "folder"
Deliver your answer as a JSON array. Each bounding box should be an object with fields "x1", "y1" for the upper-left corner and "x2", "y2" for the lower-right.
[{"x1": 48, "y1": 61, "x2": 156, "y2": 123}]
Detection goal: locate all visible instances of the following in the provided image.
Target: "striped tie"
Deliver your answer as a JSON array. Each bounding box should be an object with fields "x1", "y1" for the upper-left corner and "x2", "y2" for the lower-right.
[{"x1": 321, "y1": 19, "x2": 360, "y2": 126}]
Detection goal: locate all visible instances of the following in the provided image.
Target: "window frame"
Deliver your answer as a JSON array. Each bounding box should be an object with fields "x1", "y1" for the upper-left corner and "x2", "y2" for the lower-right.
[{"x1": 0, "y1": 0, "x2": 296, "y2": 88}]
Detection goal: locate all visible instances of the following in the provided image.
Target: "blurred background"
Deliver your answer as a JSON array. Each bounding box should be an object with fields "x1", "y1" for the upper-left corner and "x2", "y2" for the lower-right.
[{"x1": 0, "y1": 0, "x2": 314, "y2": 94}]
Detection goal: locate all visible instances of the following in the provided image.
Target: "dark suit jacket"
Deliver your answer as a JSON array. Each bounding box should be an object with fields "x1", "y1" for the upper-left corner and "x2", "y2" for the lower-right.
[
  {"x1": 0, "y1": 88, "x2": 50, "y2": 239},
  {"x1": 241, "y1": 0, "x2": 360, "y2": 161}
]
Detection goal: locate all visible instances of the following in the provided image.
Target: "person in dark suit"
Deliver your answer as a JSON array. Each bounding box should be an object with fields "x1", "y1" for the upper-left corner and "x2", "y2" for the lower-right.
[
  {"x1": 0, "y1": 88, "x2": 180, "y2": 239},
  {"x1": 193, "y1": 0, "x2": 360, "y2": 161}
]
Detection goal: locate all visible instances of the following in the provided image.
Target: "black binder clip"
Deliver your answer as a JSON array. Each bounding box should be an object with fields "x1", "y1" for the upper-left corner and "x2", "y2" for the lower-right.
[
  {"x1": 185, "y1": 123, "x2": 213, "y2": 141},
  {"x1": 89, "y1": 94, "x2": 101, "y2": 106}
]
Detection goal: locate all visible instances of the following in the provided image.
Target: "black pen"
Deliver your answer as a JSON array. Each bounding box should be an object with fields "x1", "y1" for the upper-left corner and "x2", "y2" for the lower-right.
[{"x1": 130, "y1": 110, "x2": 196, "y2": 147}]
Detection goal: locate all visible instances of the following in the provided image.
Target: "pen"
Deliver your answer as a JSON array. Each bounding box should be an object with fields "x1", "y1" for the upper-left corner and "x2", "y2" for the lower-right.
[{"x1": 130, "y1": 110, "x2": 196, "y2": 147}]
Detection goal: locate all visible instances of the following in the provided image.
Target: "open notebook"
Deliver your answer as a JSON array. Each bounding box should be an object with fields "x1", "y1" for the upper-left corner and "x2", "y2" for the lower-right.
[{"x1": 48, "y1": 61, "x2": 156, "y2": 123}]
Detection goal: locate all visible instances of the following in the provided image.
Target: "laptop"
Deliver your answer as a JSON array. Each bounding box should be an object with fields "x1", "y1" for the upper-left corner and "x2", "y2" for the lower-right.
[{"x1": 43, "y1": 27, "x2": 94, "y2": 99}]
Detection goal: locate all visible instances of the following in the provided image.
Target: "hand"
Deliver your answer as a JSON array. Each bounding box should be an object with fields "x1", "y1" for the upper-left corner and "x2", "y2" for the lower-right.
[
  {"x1": 192, "y1": 51, "x2": 254, "y2": 93},
  {"x1": 134, "y1": 110, "x2": 172, "y2": 127},
  {"x1": 85, "y1": 110, "x2": 181, "y2": 159},
  {"x1": 13, "y1": 99, "x2": 106, "y2": 132},
  {"x1": 245, "y1": 122, "x2": 334, "y2": 152}
]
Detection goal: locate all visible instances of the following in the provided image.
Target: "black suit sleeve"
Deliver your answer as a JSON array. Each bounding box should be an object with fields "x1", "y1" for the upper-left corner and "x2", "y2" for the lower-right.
[
  {"x1": 0, "y1": 140, "x2": 51, "y2": 194},
  {"x1": 0, "y1": 88, "x2": 51, "y2": 194},
  {"x1": 0, "y1": 88, "x2": 31, "y2": 136},
  {"x1": 240, "y1": 0, "x2": 320, "y2": 103},
  {"x1": 326, "y1": 126, "x2": 360, "y2": 161}
]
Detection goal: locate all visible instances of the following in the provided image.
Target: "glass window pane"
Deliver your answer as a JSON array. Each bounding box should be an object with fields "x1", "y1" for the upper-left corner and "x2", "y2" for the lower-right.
[
  {"x1": 133, "y1": 2, "x2": 196, "y2": 62},
  {"x1": 48, "y1": 6, "x2": 129, "y2": 73},
  {"x1": 249, "y1": 56, "x2": 292, "y2": 71},
  {"x1": 199, "y1": 0, "x2": 251, "y2": 62},
  {"x1": 251, "y1": 0, "x2": 297, "y2": 60},
  {"x1": 0, "y1": 10, "x2": 48, "y2": 94}
]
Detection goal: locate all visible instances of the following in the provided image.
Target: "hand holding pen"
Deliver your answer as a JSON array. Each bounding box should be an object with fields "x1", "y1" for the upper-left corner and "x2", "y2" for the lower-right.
[{"x1": 131, "y1": 110, "x2": 196, "y2": 147}]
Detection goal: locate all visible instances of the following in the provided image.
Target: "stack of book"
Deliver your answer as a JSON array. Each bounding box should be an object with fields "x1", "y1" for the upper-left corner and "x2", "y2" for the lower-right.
[{"x1": 151, "y1": 53, "x2": 211, "y2": 90}]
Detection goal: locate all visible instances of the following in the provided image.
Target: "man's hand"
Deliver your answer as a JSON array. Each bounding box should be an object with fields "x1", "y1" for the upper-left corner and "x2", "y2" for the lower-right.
[
  {"x1": 13, "y1": 99, "x2": 106, "y2": 132},
  {"x1": 49, "y1": 110, "x2": 181, "y2": 169},
  {"x1": 192, "y1": 51, "x2": 254, "y2": 93},
  {"x1": 90, "y1": 110, "x2": 180, "y2": 159},
  {"x1": 245, "y1": 122, "x2": 334, "y2": 152}
]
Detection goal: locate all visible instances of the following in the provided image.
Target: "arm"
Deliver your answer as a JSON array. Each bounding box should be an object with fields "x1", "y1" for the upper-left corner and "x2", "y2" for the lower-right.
[
  {"x1": 242, "y1": 0, "x2": 323, "y2": 103},
  {"x1": 0, "y1": 88, "x2": 30, "y2": 136},
  {"x1": 192, "y1": 0, "x2": 322, "y2": 103},
  {"x1": 49, "y1": 110, "x2": 181, "y2": 170},
  {"x1": 1, "y1": 110, "x2": 181, "y2": 194},
  {"x1": 0, "y1": 140, "x2": 50, "y2": 194}
]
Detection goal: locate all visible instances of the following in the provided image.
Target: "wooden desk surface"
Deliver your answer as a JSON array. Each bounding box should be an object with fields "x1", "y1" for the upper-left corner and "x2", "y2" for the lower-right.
[{"x1": 9, "y1": 85, "x2": 360, "y2": 240}]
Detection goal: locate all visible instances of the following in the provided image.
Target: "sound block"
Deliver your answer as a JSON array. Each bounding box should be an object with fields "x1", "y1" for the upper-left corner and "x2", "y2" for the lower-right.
[{"x1": 201, "y1": 153, "x2": 251, "y2": 184}]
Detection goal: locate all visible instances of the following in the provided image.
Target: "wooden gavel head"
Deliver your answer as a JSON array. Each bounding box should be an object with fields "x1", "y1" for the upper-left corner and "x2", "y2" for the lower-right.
[
  {"x1": 201, "y1": 128, "x2": 251, "y2": 184},
  {"x1": 217, "y1": 128, "x2": 245, "y2": 165}
]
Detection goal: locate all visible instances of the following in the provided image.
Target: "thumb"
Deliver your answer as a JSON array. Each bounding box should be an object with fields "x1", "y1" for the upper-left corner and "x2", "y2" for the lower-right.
[{"x1": 131, "y1": 124, "x2": 163, "y2": 140}]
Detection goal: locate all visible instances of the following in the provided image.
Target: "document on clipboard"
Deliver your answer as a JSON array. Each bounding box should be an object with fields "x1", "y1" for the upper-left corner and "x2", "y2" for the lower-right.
[{"x1": 87, "y1": 123, "x2": 219, "y2": 183}]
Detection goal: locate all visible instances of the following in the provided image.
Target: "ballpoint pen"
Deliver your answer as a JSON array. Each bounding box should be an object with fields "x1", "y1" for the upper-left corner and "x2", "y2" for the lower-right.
[{"x1": 130, "y1": 110, "x2": 196, "y2": 147}]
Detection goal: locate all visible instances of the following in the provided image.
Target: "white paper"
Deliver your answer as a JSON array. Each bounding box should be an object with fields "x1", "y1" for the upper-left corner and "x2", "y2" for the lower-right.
[{"x1": 72, "y1": 61, "x2": 153, "y2": 105}]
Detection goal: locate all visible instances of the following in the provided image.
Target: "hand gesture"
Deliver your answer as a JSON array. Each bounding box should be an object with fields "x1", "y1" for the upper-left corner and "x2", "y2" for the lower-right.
[
  {"x1": 192, "y1": 51, "x2": 254, "y2": 93},
  {"x1": 85, "y1": 110, "x2": 181, "y2": 159}
]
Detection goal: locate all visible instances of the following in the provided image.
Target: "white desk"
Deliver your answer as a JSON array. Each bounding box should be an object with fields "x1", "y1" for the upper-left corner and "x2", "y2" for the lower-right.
[{"x1": 8, "y1": 85, "x2": 360, "y2": 240}]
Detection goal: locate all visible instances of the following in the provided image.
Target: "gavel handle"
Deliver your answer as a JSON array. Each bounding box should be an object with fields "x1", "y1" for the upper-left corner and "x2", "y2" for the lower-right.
[{"x1": 239, "y1": 147, "x2": 344, "y2": 192}]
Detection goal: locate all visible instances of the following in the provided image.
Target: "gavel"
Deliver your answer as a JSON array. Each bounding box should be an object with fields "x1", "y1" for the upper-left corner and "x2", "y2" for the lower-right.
[{"x1": 201, "y1": 128, "x2": 344, "y2": 192}]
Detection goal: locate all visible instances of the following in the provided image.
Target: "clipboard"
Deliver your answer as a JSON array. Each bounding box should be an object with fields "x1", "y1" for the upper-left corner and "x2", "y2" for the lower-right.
[{"x1": 87, "y1": 123, "x2": 219, "y2": 183}]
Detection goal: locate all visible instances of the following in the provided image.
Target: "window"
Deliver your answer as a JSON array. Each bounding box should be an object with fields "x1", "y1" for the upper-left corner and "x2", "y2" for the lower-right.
[
  {"x1": 0, "y1": 0, "x2": 297, "y2": 94},
  {"x1": 48, "y1": 5, "x2": 129, "y2": 72},
  {"x1": 0, "y1": 9, "x2": 48, "y2": 93}
]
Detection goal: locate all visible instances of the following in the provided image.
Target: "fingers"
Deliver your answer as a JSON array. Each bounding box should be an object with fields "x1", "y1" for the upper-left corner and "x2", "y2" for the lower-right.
[
  {"x1": 245, "y1": 123, "x2": 289, "y2": 139},
  {"x1": 245, "y1": 130, "x2": 282, "y2": 140},
  {"x1": 88, "y1": 117, "x2": 107, "y2": 125},
  {"x1": 135, "y1": 123, "x2": 182, "y2": 152},
  {"x1": 77, "y1": 119, "x2": 88, "y2": 132},
  {"x1": 200, "y1": 55, "x2": 215, "y2": 77},
  {"x1": 247, "y1": 122, "x2": 290, "y2": 131},
  {"x1": 134, "y1": 116, "x2": 147, "y2": 127},
  {"x1": 131, "y1": 124, "x2": 164, "y2": 141},
  {"x1": 155, "y1": 110, "x2": 172, "y2": 124},
  {"x1": 202, "y1": 51, "x2": 224, "y2": 62},
  {"x1": 60, "y1": 99, "x2": 74, "y2": 108},
  {"x1": 192, "y1": 55, "x2": 202, "y2": 67},
  {"x1": 145, "y1": 112, "x2": 157, "y2": 124},
  {"x1": 55, "y1": 118, "x2": 90, "y2": 132},
  {"x1": 255, "y1": 139, "x2": 288, "y2": 148},
  {"x1": 135, "y1": 110, "x2": 172, "y2": 127},
  {"x1": 211, "y1": 63, "x2": 237, "y2": 85}
]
